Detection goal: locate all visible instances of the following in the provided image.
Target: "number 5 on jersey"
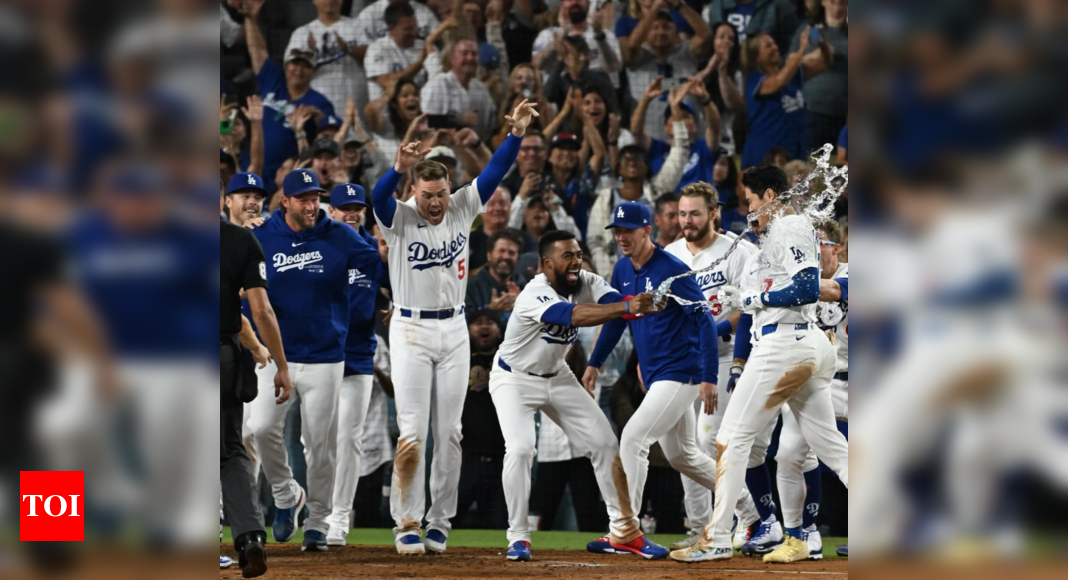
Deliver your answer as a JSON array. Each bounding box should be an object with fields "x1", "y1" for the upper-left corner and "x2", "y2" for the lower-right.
[{"x1": 457, "y1": 258, "x2": 465, "y2": 279}]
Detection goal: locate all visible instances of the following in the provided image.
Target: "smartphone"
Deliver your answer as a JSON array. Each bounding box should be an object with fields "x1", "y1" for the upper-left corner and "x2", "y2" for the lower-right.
[
  {"x1": 662, "y1": 76, "x2": 689, "y2": 92},
  {"x1": 427, "y1": 114, "x2": 456, "y2": 129},
  {"x1": 220, "y1": 118, "x2": 233, "y2": 135},
  {"x1": 810, "y1": 26, "x2": 823, "y2": 43}
]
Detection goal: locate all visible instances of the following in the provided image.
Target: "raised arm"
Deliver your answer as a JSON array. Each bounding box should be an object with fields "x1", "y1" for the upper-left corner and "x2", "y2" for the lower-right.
[
  {"x1": 373, "y1": 140, "x2": 430, "y2": 228},
  {"x1": 759, "y1": 27, "x2": 810, "y2": 96},
  {"x1": 685, "y1": 78, "x2": 721, "y2": 147},
  {"x1": 650, "y1": 89, "x2": 692, "y2": 194},
  {"x1": 241, "y1": 0, "x2": 268, "y2": 74},
  {"x1": 623, "y1": 0, "x2": 663, "y2": 66},
  {"x1": 242, "y1": 95, "x2": 265, "y2": 175},
  {"x1": 590, "y1": 6, "x2": 621, "y2": 73},
  {"x1": 631, "y1": 76, "x2": 663, "y2": 150},
  {"x1": 677, "y1": 0, "x2": 712, "y2": 57},
  {"x1": 475, "y1": 99, "x2": 538, "y2": 203}
]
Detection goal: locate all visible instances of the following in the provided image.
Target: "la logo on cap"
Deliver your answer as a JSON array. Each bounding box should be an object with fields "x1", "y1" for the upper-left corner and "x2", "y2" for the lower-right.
[
  {"x1": 617, "y1": 207, "x2": 625, "y2": 218},
  {"x1": 302, "y1": 172, "x2": 313, "y2": 183},
  {"x1": 247, "y1": 174, "x2": 256, "y2": 185},
  {"x1": 347, "y1": 185, "x2": 355, "y2": 195}
]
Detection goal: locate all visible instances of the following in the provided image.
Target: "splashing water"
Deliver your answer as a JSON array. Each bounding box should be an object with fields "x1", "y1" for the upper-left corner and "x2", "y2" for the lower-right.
[{"x1": 649, "y1": 144, "x2": 849, "y2": 309}]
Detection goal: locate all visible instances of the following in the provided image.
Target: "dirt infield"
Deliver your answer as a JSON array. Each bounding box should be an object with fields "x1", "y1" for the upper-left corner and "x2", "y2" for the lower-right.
[{"x1": 220, "y1": 545, "x2": 849, "y2": 579}]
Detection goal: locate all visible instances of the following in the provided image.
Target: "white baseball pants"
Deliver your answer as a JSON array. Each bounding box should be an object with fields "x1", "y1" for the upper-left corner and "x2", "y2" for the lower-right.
[
  {"x1": 326, "y1": 373, "x2": 374, "y2": 533},
  {"x1": 680, "y1": 358, "x2": 761, "y2": 533},
  {"x1": 248, "y1": 360, "x2": 343, "y2": 534},
  {"x1": 620, "y1": 380, "x2": 719, "y2": 534},
  {"x1": 388, "y1": 314, "x2": 469, "y2": 538},
  {"x1": 489, "y1": 357, "x2": 642, "y2": 545},
  {"x1": 704, "y1": 327, "x2": 847, "y2": 549}
]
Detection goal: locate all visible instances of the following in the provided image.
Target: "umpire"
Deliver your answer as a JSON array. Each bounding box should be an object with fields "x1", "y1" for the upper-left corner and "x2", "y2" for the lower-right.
[{"x1": 221, "y1": 193, "x2": 293, "y2": 578}]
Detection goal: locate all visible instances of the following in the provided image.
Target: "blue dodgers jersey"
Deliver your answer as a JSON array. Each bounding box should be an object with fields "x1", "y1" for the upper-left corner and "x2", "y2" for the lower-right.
[
  {"x1": 257, "y1": 60, "x2": 336, "y2": 189},
  {"x1": 649, "y1": 137, "x2": 716, "y2": 190},
  {"x1": 344, "y1": 226, "x2": 380, "y2": 376},
  {"x1": 67, "y1": 213, "x2": 218, "y2": 359},
  {"x1": 610, "y1": 247, "x2": 714, "y2": 387},
  {"x1": 742, "y1": 71, "x2": 806, "y2": 168},
  {"x1": 252, "y1": 208, "x2": 384, "y2": 364}
]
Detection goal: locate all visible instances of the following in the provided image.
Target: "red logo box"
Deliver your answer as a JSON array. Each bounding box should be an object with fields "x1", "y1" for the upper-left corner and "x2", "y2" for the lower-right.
[{"x1": 20, "y1": 471, "x2": 84, "y2": 541}]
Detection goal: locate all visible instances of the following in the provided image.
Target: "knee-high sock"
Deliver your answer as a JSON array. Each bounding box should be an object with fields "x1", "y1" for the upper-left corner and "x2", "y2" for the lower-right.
[
  {"x1": 746, "y1": 463, "x2": 777, "y2": 522},
  {"x1": 802, "y1": 468, "x2": 822, "y2": 529}
]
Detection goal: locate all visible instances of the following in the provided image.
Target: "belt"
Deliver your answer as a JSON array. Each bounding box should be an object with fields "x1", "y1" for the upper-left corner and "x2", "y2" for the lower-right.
[
  {"x1": 497, "y1": 357, "x2": 558, "y2": 379},
  {"x1": 756, "y1": 322, "x2": 811, "y2": 339},
  {"x1": 399, "y1": 305, "x2": 464, "y2": 320},
  {"x1": 834, "y1": 371, "x2": 848, "y2": 381}
]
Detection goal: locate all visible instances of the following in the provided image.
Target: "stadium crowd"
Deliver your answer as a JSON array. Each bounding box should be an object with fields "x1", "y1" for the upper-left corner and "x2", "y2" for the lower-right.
[{"x1": 219, "y1": 0, "x2": 848, "y2": 565}]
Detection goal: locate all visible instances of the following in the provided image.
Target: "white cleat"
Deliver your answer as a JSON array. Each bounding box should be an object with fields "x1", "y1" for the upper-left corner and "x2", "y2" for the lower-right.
[
  {"x1": 804, "y1": 525, "x2": 823, "y2": 560},
  {"x1": 326, "y1": 527, "x2": 348, "y2": 547},
  {"x1": 395, "y1": 533, "x2": 425, "y2": 555},
  {"x1": 669, "y1": 545, "x2": 733, "y2": 563}
]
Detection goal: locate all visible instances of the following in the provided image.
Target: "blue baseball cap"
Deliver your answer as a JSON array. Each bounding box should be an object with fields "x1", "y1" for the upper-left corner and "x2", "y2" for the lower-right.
[
  {"x1": 663, "y1": 100, "x2": 697, "y2": 122},
  {"x1": 606, "y1": 201, "x2": 651, "y2": 230},
  {"x1": 226, "y1": 172, "x2": 268, "y2": 197},
  {"x1": 283, "y1": 168, "x2": 326, "y2": 196},
  {"x1": 330, "y1": 183, "x2": 368, "y2": 208}
]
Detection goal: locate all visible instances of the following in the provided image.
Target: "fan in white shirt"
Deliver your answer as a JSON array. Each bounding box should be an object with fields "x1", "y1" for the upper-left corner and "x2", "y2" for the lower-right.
[
  {"x1": 285, "y1": 0, "x2": 366, "y2": 117},
  {"x1": 420, "y1": 40, "x2": 498, "y2": 140},
  {"x1": 365, "y1": 4, "x2": 454, "y2": 101}
]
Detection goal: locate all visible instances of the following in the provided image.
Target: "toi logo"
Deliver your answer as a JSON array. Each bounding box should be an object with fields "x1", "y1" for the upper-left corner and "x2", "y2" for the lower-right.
[{"x1": 20, "y1": 471, "x2": 84, "y2": 541}]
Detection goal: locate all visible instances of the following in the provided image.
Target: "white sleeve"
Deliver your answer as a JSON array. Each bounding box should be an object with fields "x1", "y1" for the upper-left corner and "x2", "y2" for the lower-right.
[
  {"x1": 532, "y1": 28, "x2": 555, "y2": 55},
  {"x1": 364, "y1": 40, "x2": 390, "y2": 79},
  {"x1": 353, "y1": 8, "x2": 376, "y2": 46},
  {"x1": 781, "y1": 220, "x2": 820, "y2": 277},
  {"x1": 376, "y1": 198, "x2": 416, "y2": 234},
  {"x1": 728, "y1": 242, "x2": 754, "y2": 287},
  {"x1": 514, "y1": 287, "x2": 562, "y2": 323},
  {"x1": 578, "y1": 270, "x2": 618, "y2": 304},
  {"x1": 420, "y1": 78, "x2": 448, "y2": 114},
  {"x1": 454, "y1": 182, "x2": 485, "y2": 223}
]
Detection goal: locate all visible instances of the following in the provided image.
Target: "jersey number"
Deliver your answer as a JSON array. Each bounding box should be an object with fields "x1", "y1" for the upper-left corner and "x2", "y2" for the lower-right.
[
  {"x1": 708, "y1": 295, "x2": 723, "y2": 315},
  {"x1": 763, "y1": 278, "x2": 773, "y2": 292},
  {"x1": 458, "y1": 258, "x2": 465, "y2": 279}
]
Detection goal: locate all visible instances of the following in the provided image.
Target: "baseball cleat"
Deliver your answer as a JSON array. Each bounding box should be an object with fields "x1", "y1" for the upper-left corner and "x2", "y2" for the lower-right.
[
  {"x1": 220, "y1": 556, "x2": 233, "y2": 569},
  {"x1": 424, "y1": 529, "x2": 447, "y2": 553},
  {"x1": 586, "y1": 535, "x2": 626, "y2": 555},
  {"x1": 740, "y1": 518, "x2": 783, "y2": 556},
  {"x1": 301, "y1": 530, "x2": 328, "y2": 552},
  {"x1": 272, "y1": 488, "x2": 306, "y2": 543},
  {"x1": 240, "y1": 535, "x2": 267, "y2": 578},
  {"x1": 733, "y1": 519, "x2": 754, "y2": 550},
  {"x1": 836, "y1": 545, "x2": 848, "y2": 557},
  {"x1": 803, "y1": 524, "x2": 822, "y2": 560},
  {"x1": 326, "y1": 527, "x2": 347, "y2": 546},
  {"x1": 669, "y1": 545, "x2": 733, "y2": 563},
  {"x1": 507, "y1": 540, "x2": 532, "y2": 561},
  {"x1": 763, "y1": 535, "x2": 810, "y2": 563},
  {"x1": 669, "y1": 531, "x2": 702, "y2": 551},
  {"x1": 395, "y1": 533, "x2": 425, "y2": 555},
  {"x1": 608, "y1": 535, "x2": 669, "y2": 560}
]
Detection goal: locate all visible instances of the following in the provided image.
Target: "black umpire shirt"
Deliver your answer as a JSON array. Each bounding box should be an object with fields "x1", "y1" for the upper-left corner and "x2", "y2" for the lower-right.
[{"x1": 221, "y1": 219, "x2": 268, "y2": 336}]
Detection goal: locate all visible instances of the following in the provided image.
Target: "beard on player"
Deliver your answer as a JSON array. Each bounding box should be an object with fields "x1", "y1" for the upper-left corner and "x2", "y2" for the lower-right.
[
  {"x1": 552, "y1": 259, "x2": 582, "y2": 295},
  {"x1": 682, "y1": 219, "x2": 711, "y2": 243}
]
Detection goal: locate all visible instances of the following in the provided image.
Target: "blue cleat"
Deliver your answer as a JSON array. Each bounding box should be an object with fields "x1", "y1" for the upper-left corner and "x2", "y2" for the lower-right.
[
  {"x1": 609, "y1": 535, "x2": 670, "y2": 560},
  {"x1": 425, "y1": 529, "x2": 447, "y2": 554},
  {"x1": 220, "y1": 555, "x2": 233, "y2": 569},
  {"x1": 271, "y1": 488, "x2": 306, "y2": 543},
  {"x1": 836, "y1": 545, "x2": 848, "y2": 557},
  {"x1": 507, "y1": 540, "x2": 532, "y2": 561},
  {"x1": 301, "y1": 530, "x2": 328, "y2": 552},
  {"x1": 587, "y1": 535, "x2": 626, "y2": 555},
  {"x1": 740, "y1": 518, "x2": 783, "y2": 556},
  {"x1": 395, "y1": 533, "x2": 426, "y2": 555}
]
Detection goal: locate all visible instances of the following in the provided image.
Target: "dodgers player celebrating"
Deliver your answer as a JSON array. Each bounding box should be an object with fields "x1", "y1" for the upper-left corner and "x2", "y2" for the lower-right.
[
  {"x1": 583, "y1": 201, "x2": 722, "y2": 560},
  {"x1": 671, "y1": 165, "x2": 848, "y2": 563},
  {"x1": 490, "y1": 230, "x2": 659, "y2": 562},
  {"x1": 765, "y1": 218, "x2": 848, "y2": 561},
  {"x1": 324, "y1": 183, "x2": 386, "y2": 546},
  {"x1": 247, "y1": 169, "x2": 387, "y2": 552},
  {"x1": 371, "y1": 99, "x2": 539, "y2": 555},
  {"x1": 663, "y1": 182, "x2": 761, "y2": 551}
]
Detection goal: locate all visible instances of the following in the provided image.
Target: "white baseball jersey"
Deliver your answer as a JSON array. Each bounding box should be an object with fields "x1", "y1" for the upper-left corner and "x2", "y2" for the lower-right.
[
  {"x1": 376, "y1": 181, "x2": 484, "y2": 309},
  {"x1": 496, "y1": 271, "x2": 617, "y2": 375},
  {"x1": 364, "y1": 36, "x2": 429, "y2": 101},
  {"x1": 285, "y1": 17, "x2": 365, "y2": 116},
  {"x1": 664, "y1": 231, "x2": 758, "y2": 359},
  {"x1": 816, "y1": 262, "x2": 848, "y2": 371},
  {"x1": 352, "y1": 0, "x2": 440, "y2": 46},
  {"x1": 742, "y1": 214, "x2": 821, "y2": 329}
]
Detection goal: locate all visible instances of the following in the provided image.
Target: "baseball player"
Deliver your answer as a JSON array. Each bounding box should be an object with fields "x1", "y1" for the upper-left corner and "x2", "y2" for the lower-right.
[
  {"x1": 370, "y1": 99, "x2": 539, "y2": 555},
  {"x1": 670, "y1": 165, "x2": 848, "y2": 563},
  {"x1": 247, "y1": 169, "x2": 387, "y2": 552},
  {"x1": 323, "y1": 183, "x2": 386, "y2": 546},
  {"x1": 490, "y1": 230, "x2": 659, "y2": 562},
  {"x1": 663, "y1": 183, "x2": 762, "y2": 552},
  {"x1": 224, "y1": 172, "x2": 268, "y2": 226},
  {"x1": 583, "y1": 201, "x2": 722, "y2": 560},
  {"x1": 764, "y1": 218, "x2": 848, "y2": 561}
]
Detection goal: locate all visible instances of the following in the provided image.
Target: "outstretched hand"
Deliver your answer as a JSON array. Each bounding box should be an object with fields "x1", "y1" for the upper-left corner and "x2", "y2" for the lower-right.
[
  {"x1": 505, "y1": 98, "x2": 539, "y2": 137},
  {"x1": 394, "y1": 140, "x2": 432, "y2": 173}
]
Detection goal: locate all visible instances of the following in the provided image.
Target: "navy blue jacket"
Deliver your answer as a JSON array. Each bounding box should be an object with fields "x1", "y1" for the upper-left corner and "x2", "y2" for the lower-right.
[
  {"x1": 344, "y1": 226, "x2": 381, "y2": 376},
  {"x1": 252, "y1": 209, "x2": 387, "y2": 364},
  {"x1": 589, "y1": 246, "x2": 718, "y2": 387}
]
